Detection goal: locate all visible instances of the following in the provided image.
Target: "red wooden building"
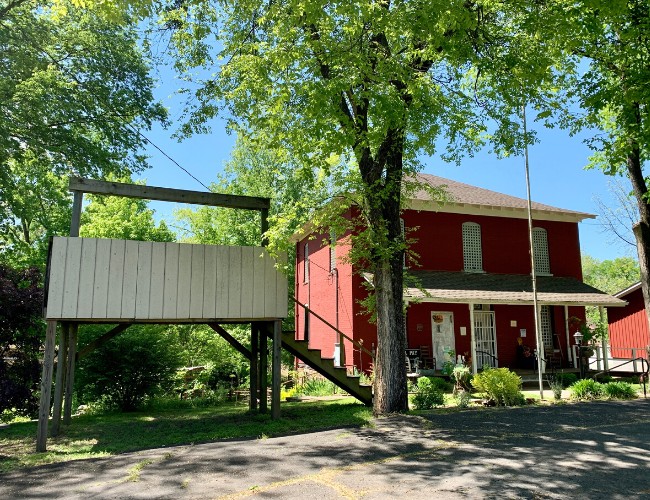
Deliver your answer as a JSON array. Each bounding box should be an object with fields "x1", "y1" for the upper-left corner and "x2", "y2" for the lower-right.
[
  {"x1": 608, "y1": 283, "x2": 650, "y2": 360},
  {"x1": 294, "y1": 174, "x2": 625, "y2": 374}
]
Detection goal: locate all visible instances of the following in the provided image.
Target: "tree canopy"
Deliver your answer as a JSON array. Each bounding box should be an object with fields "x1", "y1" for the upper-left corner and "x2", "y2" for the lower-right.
[
  {"x1": 80, "y1": 178, "x2": 176, "y2": 242},
  {"x1": 544, "y1": 1, "x2": 650, "y2": 329},
  {"x1": 156, "y1": 0, "x2": 566, "y2": 414},
  {"x1": 0, "y1": 1, "x2": 167, "y2": 267}
]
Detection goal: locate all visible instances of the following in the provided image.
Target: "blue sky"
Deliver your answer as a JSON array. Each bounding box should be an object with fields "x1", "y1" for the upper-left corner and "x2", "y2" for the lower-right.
[{"x1": 136, "y1": 75, "x2": 634, "y2": 262}]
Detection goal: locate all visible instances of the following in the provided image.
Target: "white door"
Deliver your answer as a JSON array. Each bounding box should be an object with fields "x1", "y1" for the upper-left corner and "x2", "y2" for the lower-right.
[
  {"x1": 474, "y1": 311, "x2": 497, "y2": 368},
  {"x1": 431, "y1": 312, "x2": 455, "y2": 367}
]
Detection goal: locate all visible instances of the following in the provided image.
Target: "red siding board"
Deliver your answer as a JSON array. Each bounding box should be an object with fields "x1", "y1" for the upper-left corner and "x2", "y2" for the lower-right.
[{"x1": 608, "y1": 288, "x2": 650, "y2": 359}]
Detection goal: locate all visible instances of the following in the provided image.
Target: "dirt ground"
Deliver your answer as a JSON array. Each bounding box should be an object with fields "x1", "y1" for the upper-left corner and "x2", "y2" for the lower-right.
[{"x1": 1, "y1": 399, "x2": 649, "y2": 499}]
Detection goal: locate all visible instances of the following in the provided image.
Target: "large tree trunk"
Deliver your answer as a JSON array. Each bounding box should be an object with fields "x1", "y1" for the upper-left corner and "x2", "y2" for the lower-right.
[
  {"x1": 358, "y1": 130, "x2": 409, "y2": 415},
  {"x1": 626, "y1": 104, "x2": 650, "y2": 333},
  {"x1": 632, "y1": 221, "x2": 650, "y2": 334},
  {"x1": 372, "y1": 249, "x2": 408, "y2": 414}
]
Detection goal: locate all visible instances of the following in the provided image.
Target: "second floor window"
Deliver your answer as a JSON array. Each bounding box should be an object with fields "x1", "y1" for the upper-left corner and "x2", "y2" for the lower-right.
[
  {"x1": 462, "y1": 222, "x2": 483, "y2": 272},
  {"x1": 532, "y1": 227, "x2": 551, "y2": 275}
]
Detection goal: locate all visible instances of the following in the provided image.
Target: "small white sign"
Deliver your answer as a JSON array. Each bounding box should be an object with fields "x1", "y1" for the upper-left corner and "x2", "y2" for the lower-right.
[
  {"x1": 520, "y1": 328, "x2": 527, "y2": 337},
  {"x1": 460, "y1": 326, "x2": 467, "y2": 336}
]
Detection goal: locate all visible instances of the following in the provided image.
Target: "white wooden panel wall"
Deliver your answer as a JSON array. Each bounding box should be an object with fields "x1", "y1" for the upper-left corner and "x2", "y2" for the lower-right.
[{"x1": 45, "y1": 237, "x2": 288, "y2": 321}]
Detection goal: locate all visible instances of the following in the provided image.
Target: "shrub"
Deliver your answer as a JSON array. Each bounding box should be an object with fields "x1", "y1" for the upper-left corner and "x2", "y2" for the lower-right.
[
  {"x1": 547, "y1": 376, "x2": 564, "y2": 401},
  {"x1": 75, "y1": 326, "x2": 182, "y2": 411},
  {"x1": 0, "y1": 265, "x2": 44, "y2": 419},
  {"x1": 296, "y1": 377, "x2": 339, "y2": 397},
  {"x1": 454, "y1": 390, "x2": 472, "y2": 408},
  {"x1": 569, "y1": 379, "x2": 603, "y2": 400},
  {"x1": 554, "y1": 372, "x2": 578, "y2": 388},
  {"x1": 412, "y1": 377, "x2": 445, "y2": 410},
  {"x1": 602, "y1": 381, "x2": 637, "y2": 400},
  {"x1": 471, "y1": 368, "x2": 524, "y2": 406},
  {"x1": 427, "y1": 376, "x2": 454, "y2": 393},
  {"x1": 451, "y1": 364, "x2": 472, "y2": 392}
]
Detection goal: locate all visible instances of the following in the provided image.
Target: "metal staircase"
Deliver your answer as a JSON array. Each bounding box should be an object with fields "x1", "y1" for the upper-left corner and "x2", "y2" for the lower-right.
[{"x1": 280, "y1": 331, "x2": 373, "y2": 406}]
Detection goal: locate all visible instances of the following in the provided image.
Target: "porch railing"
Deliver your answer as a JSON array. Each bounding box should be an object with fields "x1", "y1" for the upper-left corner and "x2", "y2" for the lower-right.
[{"x1": 573, "y1": 345, "x2": 650, "y2": 373}]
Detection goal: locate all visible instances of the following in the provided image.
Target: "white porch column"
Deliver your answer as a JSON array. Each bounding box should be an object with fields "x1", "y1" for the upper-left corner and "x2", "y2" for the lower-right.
[
  {"x1": 565, "y1": 306, "x2": 572, "y2": 364},
  {"x1": 469, "y1": 303, "x2": 477, "y2": 374},
  {"x1": 600, "y1": 306, "x2": 609, "y2": 371},
  {"x1": 536, "y1": 304, "x2": 546, "y2": 374}
]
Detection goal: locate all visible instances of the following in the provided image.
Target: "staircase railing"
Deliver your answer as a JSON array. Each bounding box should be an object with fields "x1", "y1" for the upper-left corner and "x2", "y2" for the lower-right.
[{"x1": 291, "y1": 296, "x2": 375, "y2": 361}]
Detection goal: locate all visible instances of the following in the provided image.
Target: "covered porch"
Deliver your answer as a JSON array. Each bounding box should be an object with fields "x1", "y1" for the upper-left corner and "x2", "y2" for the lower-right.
[{"x1": 404, "y1": 270, "x2": 626, "y2": 375}]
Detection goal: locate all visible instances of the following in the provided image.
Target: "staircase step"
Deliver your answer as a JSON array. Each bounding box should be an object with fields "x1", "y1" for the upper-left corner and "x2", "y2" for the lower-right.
[{"x1": 279, "y1": 336, "x2": 373, "y2": 406}]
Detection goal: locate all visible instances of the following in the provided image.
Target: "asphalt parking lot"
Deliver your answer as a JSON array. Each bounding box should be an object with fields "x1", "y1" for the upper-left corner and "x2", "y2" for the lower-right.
[{"x1": 1, "y1": 399, "x2": 649, "y2": 499}]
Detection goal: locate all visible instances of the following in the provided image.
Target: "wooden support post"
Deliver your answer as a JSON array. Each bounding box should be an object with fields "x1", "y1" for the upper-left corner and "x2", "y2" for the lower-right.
[
  {"x1": 272, "y1": 320, "x2": 282, "y2": 419},
  {"x1": 51, "y1": 323, "x2": 70, "y2": 437},
  {"x1": 36, "y1": 320, "x2": 57, "y2": 452},
  {"x1": 63, "y1": 324, "x2": 78, "y2": 425},
  {"x1": 261, "y1": 208, "x2": 269, "y2": 247},
  {"x1": 70, "y1": 191, "x2": 83, "y2": 237},
  {"x1": 600, "y1": 306, "x2": 609, "y2": 371},
  {"x1": 250, "y1": 324, "x2": 259, "y2": 411},
  {"x1": 259, "y1": 325, "x2": 268, "y2": 413}
]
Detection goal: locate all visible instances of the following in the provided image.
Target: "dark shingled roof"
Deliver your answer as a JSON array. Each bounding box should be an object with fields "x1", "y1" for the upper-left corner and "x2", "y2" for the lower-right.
[
  {"x1": 411, "y1": 173, "x2": 593, "y2": 219},
  {"x1": 404, "y1": 270, "x2": 626, "y2": 307}
]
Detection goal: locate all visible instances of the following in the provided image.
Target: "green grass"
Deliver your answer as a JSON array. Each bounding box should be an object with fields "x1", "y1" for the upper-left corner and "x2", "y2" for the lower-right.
[{"x1": 0, "y1": 398, "x2": 372, "y2": 473}]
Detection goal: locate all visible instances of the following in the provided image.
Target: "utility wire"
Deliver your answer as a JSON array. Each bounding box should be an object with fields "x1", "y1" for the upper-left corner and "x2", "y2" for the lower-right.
[{"x1": 129, "y1": 126, "x2": 212, "y2": 192}]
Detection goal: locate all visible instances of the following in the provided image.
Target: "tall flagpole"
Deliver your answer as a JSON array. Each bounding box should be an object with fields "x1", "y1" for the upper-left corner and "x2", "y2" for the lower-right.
[{"x1": 522, "y1": 104, "x2": 545, "y2": 400}]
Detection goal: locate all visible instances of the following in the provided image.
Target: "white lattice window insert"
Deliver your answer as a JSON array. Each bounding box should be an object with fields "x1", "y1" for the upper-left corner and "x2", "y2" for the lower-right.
[
  {"x1": 532, "y1": 227, "x2": 550, "y2": 274},
  {"x1": 304, "y1": 243, "x2": 309, "y2": 283},
  {"x1": 462, "y1": 222, "x2": 483, "y2": 272},
  {"x1": 540, "y1": 306, "x2": 553, "y2": 350}
]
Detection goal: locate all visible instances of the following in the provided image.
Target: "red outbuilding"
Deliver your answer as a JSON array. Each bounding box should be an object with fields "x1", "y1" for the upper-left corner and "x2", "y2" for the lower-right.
[
  {"x1": 608, "y1": 283, "x2": 650, "y2": 360},
  {"x1": 294, "y1": 174, "x2": 625, "y2": 375}
]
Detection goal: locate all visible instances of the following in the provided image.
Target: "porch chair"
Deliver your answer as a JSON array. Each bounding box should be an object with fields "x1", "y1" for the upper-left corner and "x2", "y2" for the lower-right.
[{"x1": 419, "y1": 345, "x2": 436, "y2": 371}]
